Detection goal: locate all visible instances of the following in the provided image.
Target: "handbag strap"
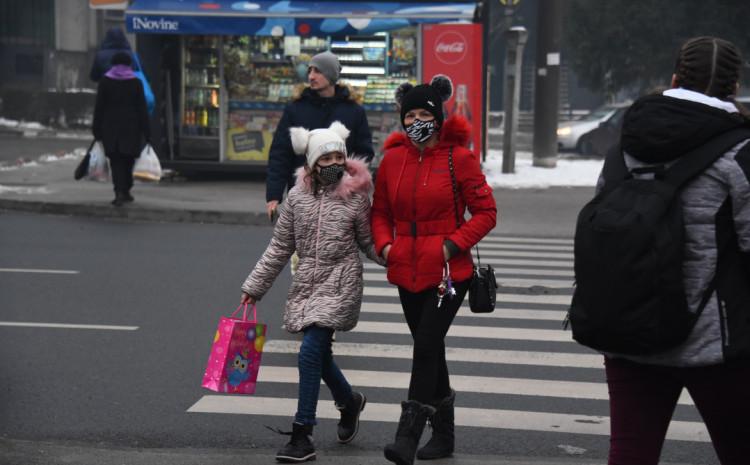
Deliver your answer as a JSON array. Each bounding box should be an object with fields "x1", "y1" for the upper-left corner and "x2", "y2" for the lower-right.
[
  {"x1": 447, "y1": 147, "x2": 481, "y2": 266},
  {"x1": 231, "y1": 304, "x2": 257, "y2": 322}
]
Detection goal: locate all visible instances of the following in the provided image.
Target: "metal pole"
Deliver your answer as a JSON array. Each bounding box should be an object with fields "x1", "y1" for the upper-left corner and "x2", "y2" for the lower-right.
[
  {"x1": 501, "y1": 27, "x2": 528, "y2": 174},
  {"x1": 532, "y1": 0, "x2": 562, "y2": 168},
  {"x1": 481, "y1": 0, "x2": 489, "y2": 162}
]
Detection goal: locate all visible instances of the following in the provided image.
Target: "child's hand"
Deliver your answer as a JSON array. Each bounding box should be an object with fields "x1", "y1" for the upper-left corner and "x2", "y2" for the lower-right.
[
  {"x1": 382, "y1": 244, "x2": 391, "y2": 261},
  {"x1": 240, "y1": 292, "x2": 256, "y2": 305}
]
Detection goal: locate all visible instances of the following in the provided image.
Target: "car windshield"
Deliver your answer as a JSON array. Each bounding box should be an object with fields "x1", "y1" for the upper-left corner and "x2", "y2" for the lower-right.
[{"x1": 580, "y1": 107, "x2": 615, "y2": 121}]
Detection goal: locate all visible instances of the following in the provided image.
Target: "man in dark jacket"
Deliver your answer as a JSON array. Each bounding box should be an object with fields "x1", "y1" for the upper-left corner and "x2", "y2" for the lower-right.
[
  {"x1": 90, "y1": 28, "x2": 138, "y2": 82},
  {"x1": 265, "y1": 51, "x2": 374, "y2": 219}
]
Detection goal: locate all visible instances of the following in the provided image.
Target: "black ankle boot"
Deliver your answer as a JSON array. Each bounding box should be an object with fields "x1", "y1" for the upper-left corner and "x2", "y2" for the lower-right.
[
  {"x1": 384, "y1": 400, "x2": 436, "y2": 465},
  {"x1": 275, "y1": 423, "x2": 315, "y2": 463},
  {"x1": 336, "y1": 391, "x2": 366, "y2": 443},
  {"x1": 111, "y1": 193, "x2": 125, "y2": 207},
  {"x1": 416, "y1": 389, "x2": 455, "y2": 460}
]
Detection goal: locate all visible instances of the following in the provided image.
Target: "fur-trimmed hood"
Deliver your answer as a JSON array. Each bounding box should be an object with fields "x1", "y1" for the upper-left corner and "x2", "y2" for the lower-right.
[
  {"x1": 294, "y1": 157, "x2": 372, "y2": 200},
  {"x1": 383, "y1": 114, "x2": 472, "y2": 151},
  {"x1": 292, "y1": 83, "x2": 363, "y2": 105}
]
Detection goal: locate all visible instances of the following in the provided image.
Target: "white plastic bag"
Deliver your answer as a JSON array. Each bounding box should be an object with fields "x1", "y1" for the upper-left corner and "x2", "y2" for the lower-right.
[
  {"x1": 86, "y1": 141, "x2": 109, "y2": 182},
  {"x1": 133, "y1": 144, "x2": 162, "y2": 182}
]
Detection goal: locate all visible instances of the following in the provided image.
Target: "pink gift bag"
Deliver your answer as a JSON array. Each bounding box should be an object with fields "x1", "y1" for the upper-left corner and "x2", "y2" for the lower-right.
[{"x1": 202, "y1": 304, "x2": 267, "y2": 395}]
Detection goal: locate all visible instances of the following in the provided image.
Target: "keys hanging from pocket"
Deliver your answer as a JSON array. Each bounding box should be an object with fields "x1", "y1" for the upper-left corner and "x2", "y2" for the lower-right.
[{"x1": 437, "y1": 262, "x2": 456, "y2": 308}]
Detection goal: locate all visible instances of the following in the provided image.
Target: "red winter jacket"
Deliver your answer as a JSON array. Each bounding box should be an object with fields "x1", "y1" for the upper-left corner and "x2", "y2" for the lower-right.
[{"x1": 371, "y1": 115, "x2": 497, "y2": 292}]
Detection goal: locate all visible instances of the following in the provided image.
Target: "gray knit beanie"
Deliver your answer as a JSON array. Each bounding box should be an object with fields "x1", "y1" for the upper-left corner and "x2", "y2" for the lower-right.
[{"x1": 308, "y1": 51, "x2": 341, "y2": 84}]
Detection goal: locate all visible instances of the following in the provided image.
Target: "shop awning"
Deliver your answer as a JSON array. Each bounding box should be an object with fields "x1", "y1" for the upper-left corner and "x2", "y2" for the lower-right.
[{"x1": 126, "y1": 1, "x2": 476, "y2": 35}]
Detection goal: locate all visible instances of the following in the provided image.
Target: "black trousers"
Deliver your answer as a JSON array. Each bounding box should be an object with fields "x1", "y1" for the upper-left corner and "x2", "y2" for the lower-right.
[
  {"x1": 108, "y1": 155, "x2": 136, "y2": 195},
  {"x1": 398, "y1": 279, "x2": 470, "y2": 404}
]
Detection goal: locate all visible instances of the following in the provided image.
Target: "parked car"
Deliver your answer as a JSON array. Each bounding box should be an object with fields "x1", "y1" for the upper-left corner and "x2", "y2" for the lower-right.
[
  {"x1": 577, "y1": 104, "x2": 630, "y2": 157},
  {"x1": 557, "y1": 104, "x2": 626, "y2": 151}
]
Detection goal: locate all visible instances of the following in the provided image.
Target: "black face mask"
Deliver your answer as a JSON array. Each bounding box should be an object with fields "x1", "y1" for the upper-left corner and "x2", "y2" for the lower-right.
[
  {"x1": 318, "y1": 163, "x2": 345, "y2": 185},
  {"x1": 404, "y1": 118, "x2": 437, "y2": 143}
]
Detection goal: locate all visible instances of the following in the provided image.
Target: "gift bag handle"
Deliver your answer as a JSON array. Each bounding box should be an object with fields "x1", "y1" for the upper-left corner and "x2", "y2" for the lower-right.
[{"x1": 230, "y1": 304, "x2": 257, "y2": 322}]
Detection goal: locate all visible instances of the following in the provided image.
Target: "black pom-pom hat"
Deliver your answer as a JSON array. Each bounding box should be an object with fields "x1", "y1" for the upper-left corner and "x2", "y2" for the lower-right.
[{"x1": 395, "y1": 75, "x2": 453, "y2": 128}]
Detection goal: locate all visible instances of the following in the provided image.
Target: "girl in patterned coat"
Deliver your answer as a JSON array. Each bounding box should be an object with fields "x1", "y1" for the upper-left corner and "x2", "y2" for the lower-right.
[{"x1": 240, "y1": 121, "x2": 384, "y2": 463}]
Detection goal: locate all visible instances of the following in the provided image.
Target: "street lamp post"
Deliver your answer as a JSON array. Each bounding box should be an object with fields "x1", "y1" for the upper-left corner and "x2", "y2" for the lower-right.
[{"x1": 501, "y1": 26, "x2": 528, "y2": 174}]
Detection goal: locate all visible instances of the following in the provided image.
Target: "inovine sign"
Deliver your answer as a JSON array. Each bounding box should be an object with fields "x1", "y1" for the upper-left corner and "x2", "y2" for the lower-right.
[{"x1": 131, "y1": 16, "x2": 179, "y2": 32}]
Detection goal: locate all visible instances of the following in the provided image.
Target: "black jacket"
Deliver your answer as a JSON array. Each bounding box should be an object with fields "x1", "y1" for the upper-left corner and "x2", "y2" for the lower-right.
[
  {"x1": 266, "y1": 85, "x2": 374, "y2": 202},
  {"x1": 90, "y1": 29, "x2": 138, "y2": 82},
  {"x1": 93, "y1": 77, "x2": 150, "y2": 158}
]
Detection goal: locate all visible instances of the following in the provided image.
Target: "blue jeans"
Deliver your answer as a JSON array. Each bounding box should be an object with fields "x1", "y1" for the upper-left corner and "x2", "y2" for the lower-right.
[{"x1": 295, "y1": 325, "x2": 353, "y2": 425}]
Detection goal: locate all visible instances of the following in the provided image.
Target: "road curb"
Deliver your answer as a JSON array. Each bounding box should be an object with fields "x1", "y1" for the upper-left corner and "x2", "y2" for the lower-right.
[{"x1": 0, "y1": 198, "x2": 270, "y2": 226}]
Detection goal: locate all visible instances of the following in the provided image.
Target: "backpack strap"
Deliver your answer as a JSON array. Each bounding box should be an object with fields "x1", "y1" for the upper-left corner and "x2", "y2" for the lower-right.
[
  {"x1": 600, "y1": 143, "x2": 627, "y2": 185},
  {"x1": 664, "y1": 127, "x2": 750, "y2": 188}
]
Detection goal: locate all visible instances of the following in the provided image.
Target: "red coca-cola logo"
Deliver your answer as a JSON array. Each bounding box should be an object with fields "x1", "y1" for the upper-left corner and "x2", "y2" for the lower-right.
[{"x1": 434, "y1": 31, "x2": 467, "y2": 65}]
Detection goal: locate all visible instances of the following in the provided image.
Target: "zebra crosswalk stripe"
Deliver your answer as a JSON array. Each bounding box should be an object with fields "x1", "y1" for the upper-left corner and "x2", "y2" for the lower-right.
[
  {"x1": 472, "y1": 249, "x2": 573, "y2": 259},
  {"x1": 481, "y1": 236, "x2": 574, "y2": 245},
  {"x1": 362, "y1": 302, "x2": 567, "y2": 321},
  {"x1": 462, "y1": 242, "x2": 574, "y2": 252},
  {"x1": 364, "y1": 287, "x2": 572, "y2": 305},
  {"x1": 187, "y1": 396, "x2": 709, "y2": 443},
  {"x1": 352, "y1": 321, "x2": 573, "y2": 342},
  {"x1": 247, "y1": 365, "x2": 694, "y2": 405},
  {"x1": 263, "y1": 340, "x2": 600, "y2": 368},
  {"x1": 363, "y1": 272, "x2": 573, "y2": 289}
]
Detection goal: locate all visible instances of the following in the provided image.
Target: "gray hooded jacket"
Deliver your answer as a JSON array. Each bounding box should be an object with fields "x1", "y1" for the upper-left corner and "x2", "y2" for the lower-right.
[{"x1": 600, "y1": 88, "x2": 750, "y2": 367}]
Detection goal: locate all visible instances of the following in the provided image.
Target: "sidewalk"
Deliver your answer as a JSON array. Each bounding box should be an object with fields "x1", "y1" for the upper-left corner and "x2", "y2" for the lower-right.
[
  {"x1": 0, "y1": 139, "x2": 596, "y2": 236},
  {"x1": 0, "y1": 155, "x2": 271, "y2": 225}
]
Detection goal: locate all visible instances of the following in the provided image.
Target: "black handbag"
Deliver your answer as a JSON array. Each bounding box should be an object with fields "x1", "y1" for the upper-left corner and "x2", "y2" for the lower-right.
[
  {"x1": 74, "y1": 140, "x2": 95, "y2": 180},
  {"x1": 448, "y1": 147, "x2": 498, "y2": 313}
]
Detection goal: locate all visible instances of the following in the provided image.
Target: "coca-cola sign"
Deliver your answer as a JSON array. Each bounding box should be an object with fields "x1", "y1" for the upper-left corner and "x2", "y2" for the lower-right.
[{"x1": 434, "y1": 31, "x2": 467, "y2": 65}]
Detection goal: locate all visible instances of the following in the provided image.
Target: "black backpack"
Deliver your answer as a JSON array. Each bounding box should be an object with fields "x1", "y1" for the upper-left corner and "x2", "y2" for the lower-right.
[{"x1": 568, "y1": 127, "x2": 750, "y2": 355}]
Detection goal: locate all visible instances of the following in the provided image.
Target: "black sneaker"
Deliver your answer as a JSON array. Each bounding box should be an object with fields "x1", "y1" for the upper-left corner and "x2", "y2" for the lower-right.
[
  {"x1": 111, "y1": 196, "x2": 125, "y2": 207},
  {"x1": 122, "y1": 193, "x2": 134, "y2": 203},
  {"x1": 336, "y1": 391, "x2": 366, "y2": 444},
  {"x1": 275, "y1": 423, "x2": 316, "y2": 463}
]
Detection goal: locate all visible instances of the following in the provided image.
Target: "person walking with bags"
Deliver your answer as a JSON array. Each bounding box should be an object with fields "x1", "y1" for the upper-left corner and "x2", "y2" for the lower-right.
[
  {"x1": 240, "y1": 122, "x2": 384, "y2": 463},
  {"x1": 570, "y1": 37, "x2": 750, "y2": 465},
  {"x1": 371, "y1": 75, "x2": 497, "y2": 465},
  {"x1": 92, "y1": 52, "x2": 150, "y2": 207}
]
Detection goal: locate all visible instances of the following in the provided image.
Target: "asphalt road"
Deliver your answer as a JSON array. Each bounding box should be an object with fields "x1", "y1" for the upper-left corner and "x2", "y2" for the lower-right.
[{"x1": 0, "y1": 212, "x2": 718, "y2": 464}]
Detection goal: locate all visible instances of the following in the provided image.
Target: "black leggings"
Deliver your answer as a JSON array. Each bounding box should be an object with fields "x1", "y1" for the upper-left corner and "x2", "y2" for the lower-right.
[
  {"x1": 108, "y1": 155, "x2": 135, "y2": 195},
  {"x1": 398, "y1": 279, "x2": 470, "y2": 404}
]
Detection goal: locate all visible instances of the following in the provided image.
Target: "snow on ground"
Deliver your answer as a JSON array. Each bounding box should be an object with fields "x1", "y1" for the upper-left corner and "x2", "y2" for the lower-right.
[
  {"x1": 484, "y1": 150, "x2": 603, "y2": 189},
  {"x1": 0, "y1": 117, "x2": 47, "y2": 131},
  {"x1": 0, "y1": 184, "x2": 52, "y2": 194},
  {"x1": 0, "y1": 147, "x2": 85, "y2": 171}
]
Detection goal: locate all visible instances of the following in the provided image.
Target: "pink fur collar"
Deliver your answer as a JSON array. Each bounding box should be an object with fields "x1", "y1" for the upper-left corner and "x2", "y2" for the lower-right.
[{"x1": 294, "y1": 158, "x2": 372, "y2": 199}]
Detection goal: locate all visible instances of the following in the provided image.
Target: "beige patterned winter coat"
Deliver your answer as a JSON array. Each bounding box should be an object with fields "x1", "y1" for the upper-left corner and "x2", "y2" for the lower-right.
[{"x1": 242, "y1": 159, "x2": 384, "y2": 333}]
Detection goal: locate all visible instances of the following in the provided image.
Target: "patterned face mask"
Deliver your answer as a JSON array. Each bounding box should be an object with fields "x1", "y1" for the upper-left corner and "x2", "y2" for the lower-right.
[
  {"x1": 318, "y1": 163, "x2": 345, "y2": 185},
  {"x1": 405, "y1": 118, "x2": 437, "y2": 143}
]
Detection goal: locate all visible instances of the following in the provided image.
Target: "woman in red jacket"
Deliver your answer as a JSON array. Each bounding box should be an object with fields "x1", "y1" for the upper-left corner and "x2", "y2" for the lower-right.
[{"x1": 372, "y1": 75, "x2": 497, "y2": 465}]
